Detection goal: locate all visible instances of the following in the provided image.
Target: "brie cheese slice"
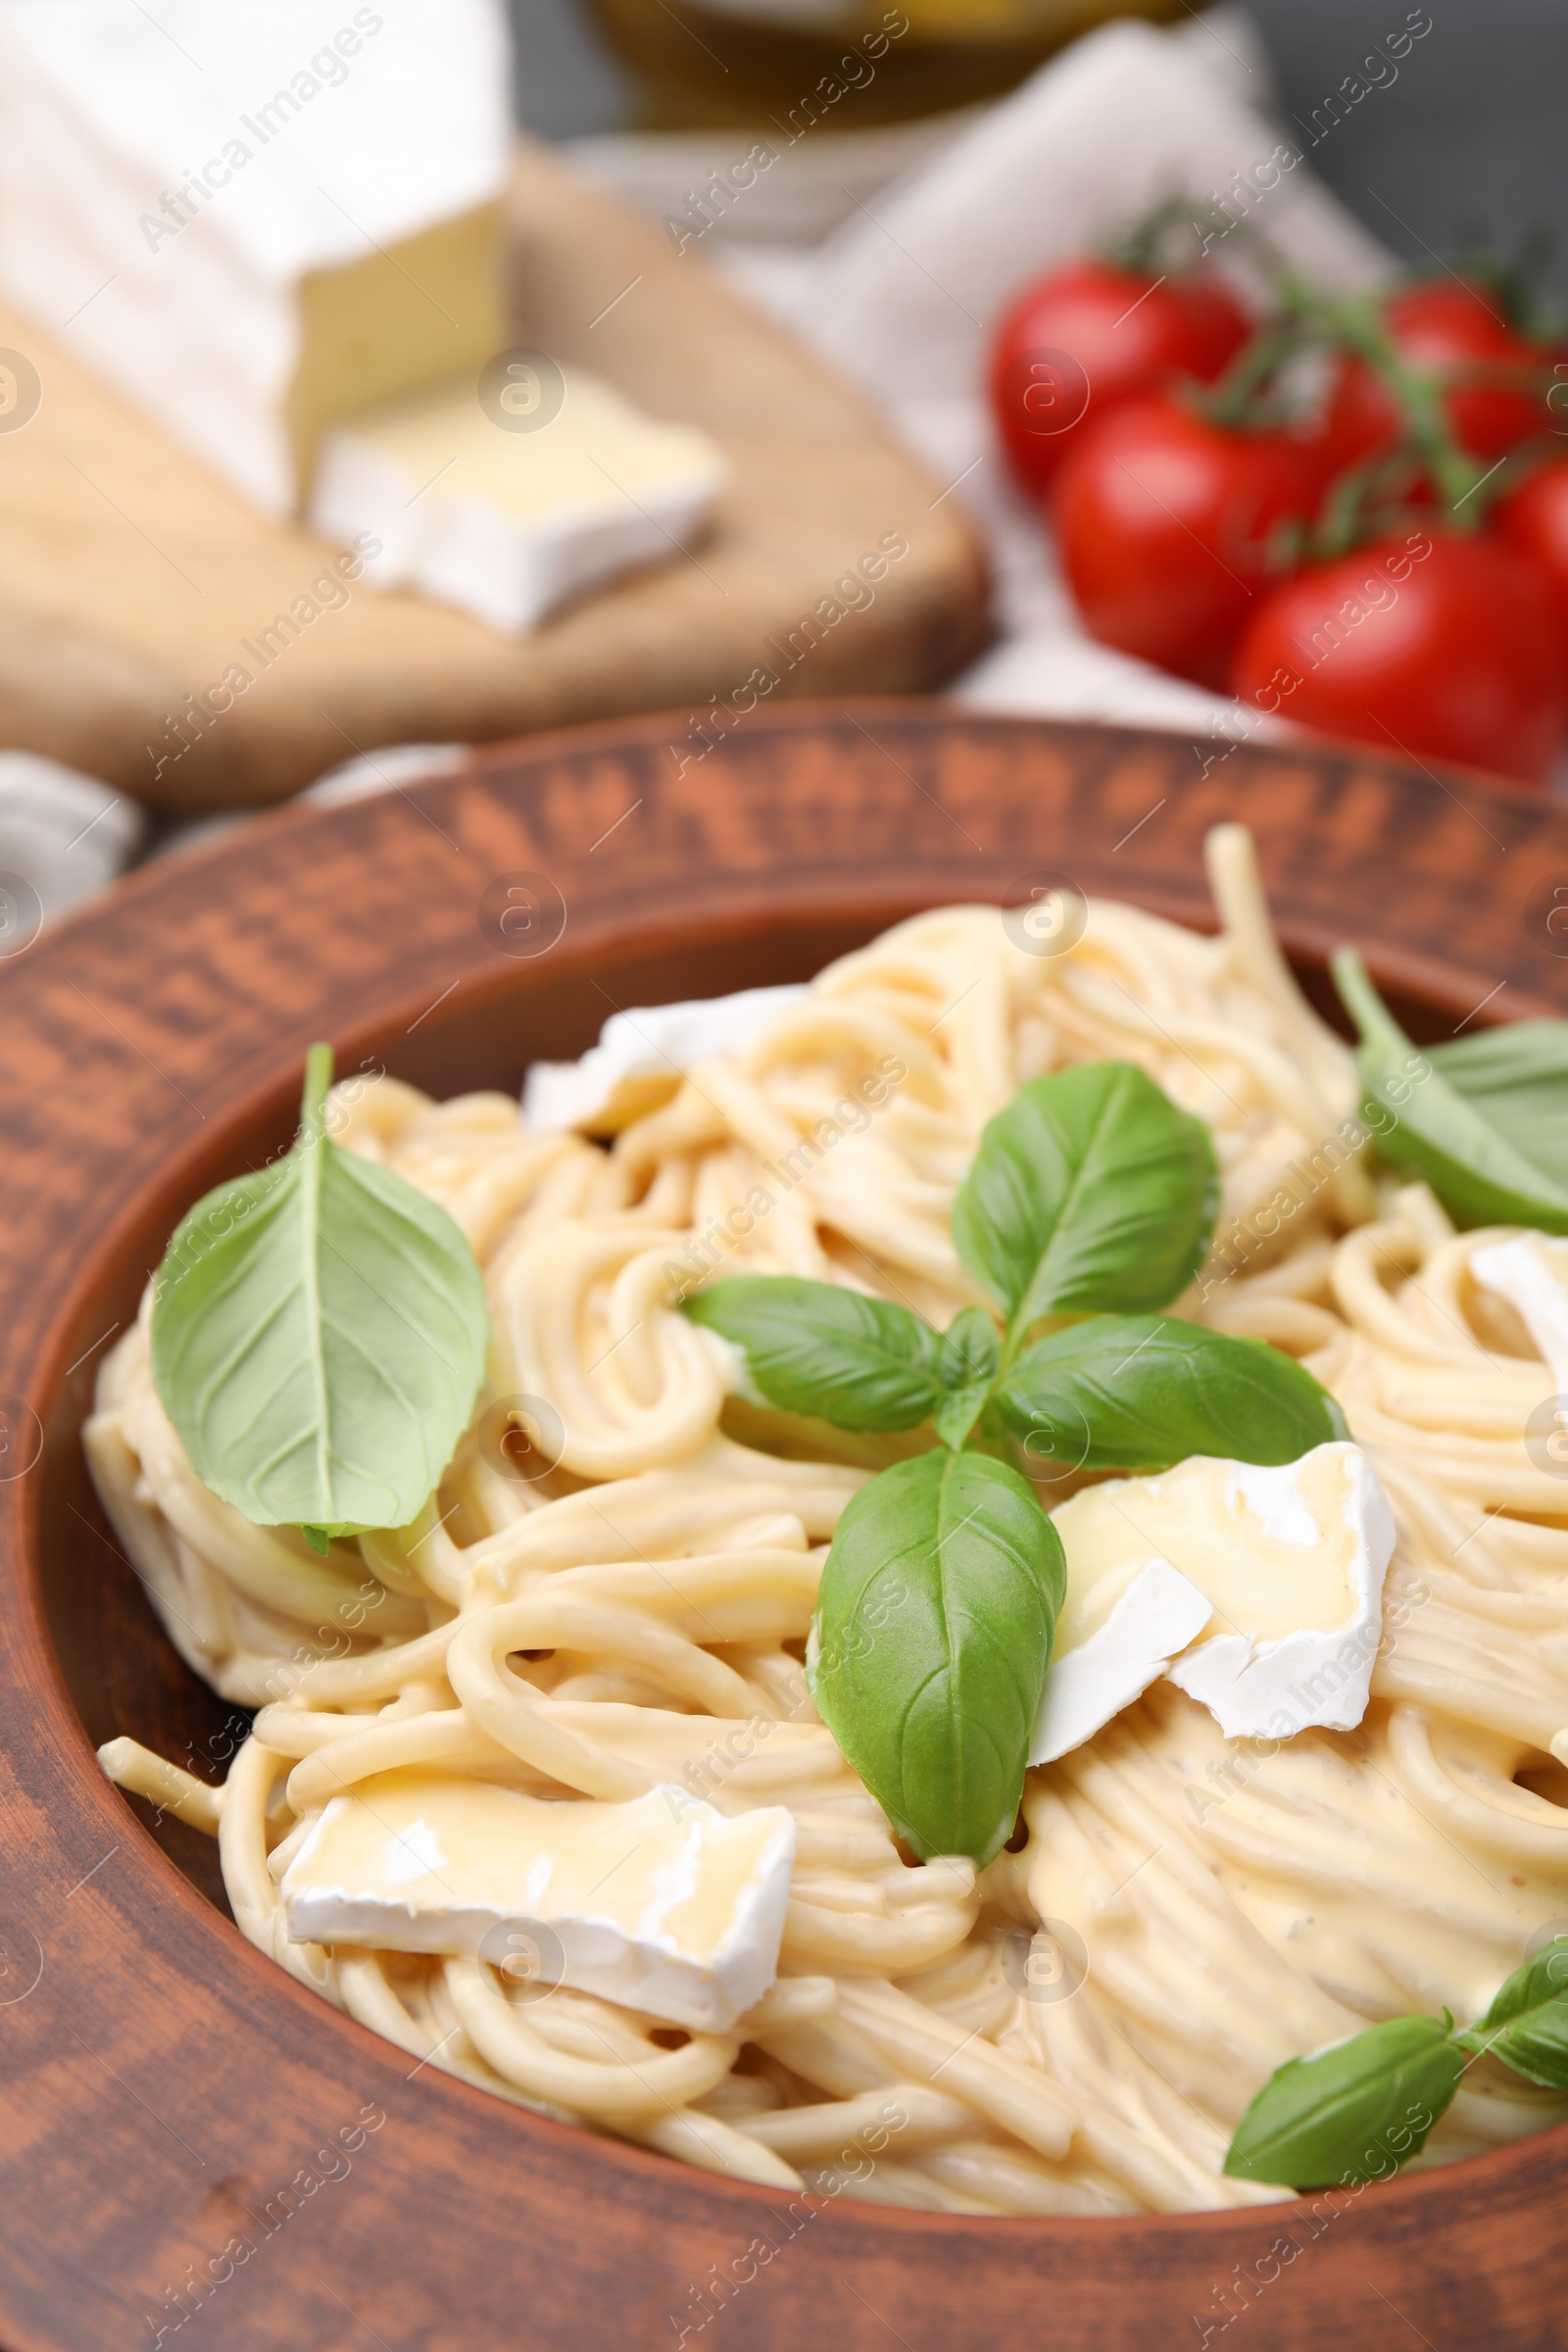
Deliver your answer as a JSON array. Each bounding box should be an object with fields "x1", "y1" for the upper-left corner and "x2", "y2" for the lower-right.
[
  {"x1": 1033, "y1": 1443, "x2": 1395, "y2": 1756},
  {"x1": 1159, "y1": 1445, "x2": 1394, "y2": 1739},
  {"x1": 280, "y1": 1769, "x2": 795, "y2": 2034},
  {"x1": 309, "y1": 368, "x2": 727, "y2": 634},
  {"x1": 522, "y1": 983, "x2": 808, "y2": 1135},
  {"x1": 0, "y1": 1, "x2": 511, "y2": 512},
  {"x1": 1030, "y1": 1552, "x2": 1212, "y2": 1765},
  {"x1": 1472, "y1": 1234, "x2": 1568, "y2": 1390}
]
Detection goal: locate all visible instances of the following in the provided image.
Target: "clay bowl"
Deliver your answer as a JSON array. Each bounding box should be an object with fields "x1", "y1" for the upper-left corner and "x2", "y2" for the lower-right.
[{"x1": 4, "y1": 704, "x2": 1568, "y2": 2352}]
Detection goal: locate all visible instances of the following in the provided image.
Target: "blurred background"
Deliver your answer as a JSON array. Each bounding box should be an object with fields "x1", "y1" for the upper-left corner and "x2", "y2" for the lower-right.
[
  {"x1": 513, "y1": 0, "x2": 1568, "y2": 278},
  {"x1": 2, "y1": 0, "x2": 1564, "y2": 947}
]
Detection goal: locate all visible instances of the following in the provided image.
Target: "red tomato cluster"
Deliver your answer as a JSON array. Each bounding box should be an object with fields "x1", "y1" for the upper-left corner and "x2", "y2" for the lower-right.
[{"x1": 989, "y1": 260, "x2": 1568, "y2": 785}]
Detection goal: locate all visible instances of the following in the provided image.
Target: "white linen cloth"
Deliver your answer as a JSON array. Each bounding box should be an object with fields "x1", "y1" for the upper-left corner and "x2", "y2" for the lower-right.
[{"x1": 0, "y1": 753, "x2": 142, "y2": 950}]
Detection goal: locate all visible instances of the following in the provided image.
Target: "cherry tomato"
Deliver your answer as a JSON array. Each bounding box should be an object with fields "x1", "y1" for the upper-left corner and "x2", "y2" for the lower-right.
[
  {"x1": 1232, "y1": 529, "x2": 1565, "y2": 785},
  {"x1": 1297, "y1": 283, "x2": 1554, "y2": 492},
  {"x1": 1494, "y1": 459, "x2": 1568, "y2": 650},
  {"x1": 1385, "y1": 281, "x2": 1550, "y2": 460},
  {"x1": 1054, "y1": 395, "x2": 1322, "y2": 688},
  {"x1": 1299, "y1": 353, "x2": 1401, "y2": 481},
  {"x1": 989, "y1": 259, "x2": 1250, "y2": 500}
]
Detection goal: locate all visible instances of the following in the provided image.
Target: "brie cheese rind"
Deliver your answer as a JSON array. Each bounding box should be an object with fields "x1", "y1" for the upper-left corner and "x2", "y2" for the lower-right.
[
  {"x1": 0, "y1": 0, "x2": 511, "y2": 512},
  {"x1": 309, "y1": 370, "x2": 728, "y2": 635},
  {"x1": 522, "y1": 984, "x2": 809, "y2": 1135},
  {"x1": 1030, "y1": 1556, "x2": 1213, "y2": 1766},
  {"x1": 280, "y1": 1772, "x2": 796, "y2": 2034},
  {"x1": 1472, "y1": 1234, "x2": 1568, "y2": 1391},
  {"x1": 1035, "y1": 1443, "x2": 1395, "y2": 1757},
  {"x1": 1162, "y1": 1447, "x2": 1396, "y2": 1738}
]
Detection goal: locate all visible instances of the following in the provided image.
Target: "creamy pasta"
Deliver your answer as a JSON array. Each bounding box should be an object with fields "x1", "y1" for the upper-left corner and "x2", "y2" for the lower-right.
[{"x1": 91, "y1": 824, "x2": 1568, "y2": 2214}]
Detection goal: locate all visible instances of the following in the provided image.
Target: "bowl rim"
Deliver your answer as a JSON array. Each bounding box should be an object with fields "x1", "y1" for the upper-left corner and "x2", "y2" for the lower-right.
[{"x1": 6, "y1": 700, "x2": 1568, "y2": 2351}]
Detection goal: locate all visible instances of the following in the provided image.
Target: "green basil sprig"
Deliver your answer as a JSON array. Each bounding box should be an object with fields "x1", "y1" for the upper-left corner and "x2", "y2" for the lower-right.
[
  {"x1": 151, "y1": 1044, "x2": 489, "y2": 1544},
  {"x1": 1457, "y1": 1936, "x2": 1568, "y2": 2085},
  {"x1": 685, "y1": 1278, "x2": 944, "y2": 1432},
  {"x1": 1435, "y1": 1022, "x2": 1568, "y2": 1177},
  {"x1": 1333, "y1": 947, "x2": 1568, "y2": 1232},
  {"x1": 1224, "y1": 2016, "x2": 1463, "y2": 2190},
  {"x1": 1226, "y1": 1939, "x2": 1568, "y2": 2188},
  {"x1": 995, "y1": 1314, "x2": 1348, "y2": 1472},
  {"x1": 684, "y1": 1060, "x2": 1343, "y2": 1862},
  {"x1": 810, "y1": 1450, "x2": 1064, "y2": 1866},
  {"x1": 952, "y1": 1059, "x2": 1218, "y2": 1326},
  {"x1": 932, "y1": 1307, "x2": 1002, "y2": 1450}
]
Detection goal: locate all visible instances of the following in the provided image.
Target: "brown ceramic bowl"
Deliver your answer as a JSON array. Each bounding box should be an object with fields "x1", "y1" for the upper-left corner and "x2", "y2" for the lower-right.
[{"x1": 3, "y1": 705, "x2": 1567, "y2": 2352}]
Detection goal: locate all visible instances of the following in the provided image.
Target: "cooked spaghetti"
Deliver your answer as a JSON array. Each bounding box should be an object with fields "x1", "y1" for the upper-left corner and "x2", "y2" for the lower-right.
[{"x1": 91, "y1": 824, "x2": 1568, "y2": 2213}]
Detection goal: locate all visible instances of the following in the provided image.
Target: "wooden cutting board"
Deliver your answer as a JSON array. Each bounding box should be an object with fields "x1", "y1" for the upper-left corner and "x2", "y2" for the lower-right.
[{"x1": 0, "y1": 139, "x2": 988, "y2": 811}]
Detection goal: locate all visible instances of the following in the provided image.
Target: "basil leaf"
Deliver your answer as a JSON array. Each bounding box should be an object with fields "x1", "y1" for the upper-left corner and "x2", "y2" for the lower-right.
[
  {"x1": 808, "y1": 1450, "x2": 1065, "y2": 1865},
  {"x1": 933, "y1": 1306, "x2": 1002, "y2": 1450},
  {"x1": 151, "y1": 1044, "x2": 488, "y2": 1535},
  {"x1": 1459, "y1": 1938, "x2": 1568, "y2": 2087},
  {"x1": 683, "y1": 1276, "x2": 944, "y2": 1432},
  {"x1": 952, "y1": 1062, "x2": 1218, "y2": 1333},
  {"x1": 1429, "y1": 1023, "x2": 1568, "y2": 1176},
  {"x1": 994, "y1": 1314, "x2": 1348, "y2": 1472},
  {"x1": 1224, "y1": 2015, "x2": 1463, "y2": 2188},
  {"x1": 1333, "y1": 949, "x2": 1568, "y2": 1233}
]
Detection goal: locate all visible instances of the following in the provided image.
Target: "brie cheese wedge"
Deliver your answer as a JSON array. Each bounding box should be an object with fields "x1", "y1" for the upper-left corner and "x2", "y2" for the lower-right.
[
  {"x1": 0, "y1": 1, "x2": 511, "y2": 513},
  {"x1": 1033, "y1": 1443, "x2": 1395, "y2": 1756},
  {"x1": 309, "y1": 368, "x2": 727, "y2": 634},
  {"x1": 280, "y1": 1769, "x2": 795, "y2": 2033},
  {"x1": 1472, "y1": 1234, "x2": 1568, "y2": 1390},
  {"x1": 1029, "y1": 1551, "x2": 1212, "y2": 1766},
  {"x1": 522, "y1": 983, "x2": 808, "y2": 1135}
]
